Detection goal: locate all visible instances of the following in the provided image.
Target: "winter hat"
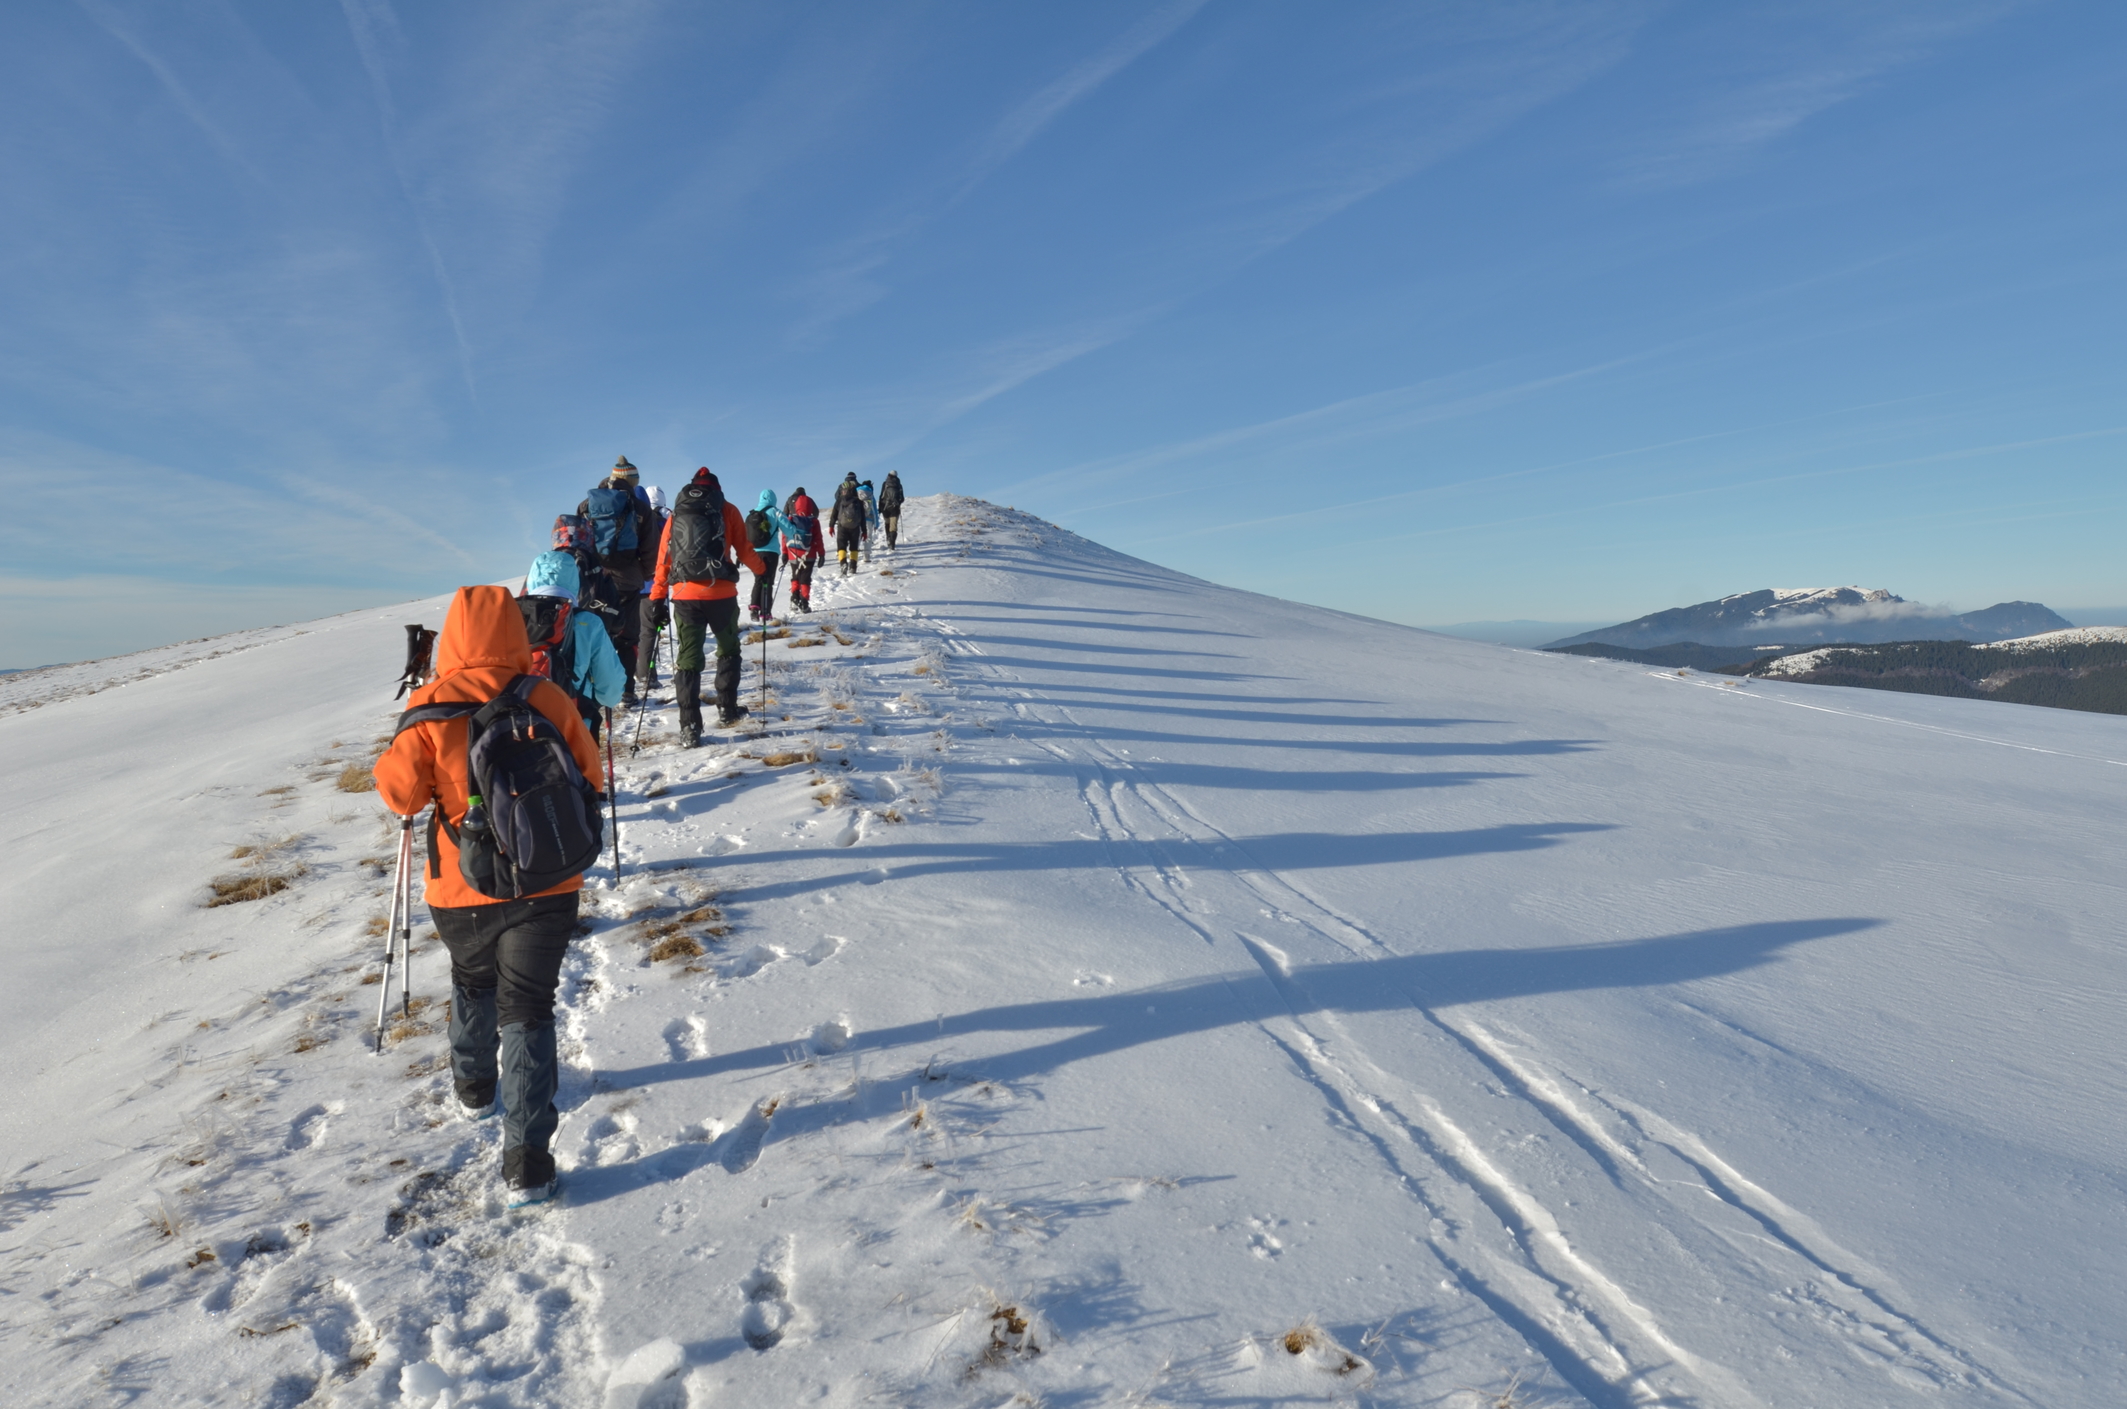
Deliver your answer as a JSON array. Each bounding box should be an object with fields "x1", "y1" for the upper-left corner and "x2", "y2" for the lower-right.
[
  {"x1": 613, "y1": 456, "x2": 637, "y2": 474},
  {"x1": 692, "y1": 467, "x2": 720, "y2": 490},
  {"x1": 646, "y1": 485, "x2": 668, "y2": 513},
  {"x1": 524, "y1": 549, "x2": 581, "y2": 600}
]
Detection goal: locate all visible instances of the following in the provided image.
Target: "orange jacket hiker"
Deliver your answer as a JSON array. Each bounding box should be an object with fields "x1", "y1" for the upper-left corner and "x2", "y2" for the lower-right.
[{"x1": 376, "y1": 585, "x2": 604, "y2": 909}]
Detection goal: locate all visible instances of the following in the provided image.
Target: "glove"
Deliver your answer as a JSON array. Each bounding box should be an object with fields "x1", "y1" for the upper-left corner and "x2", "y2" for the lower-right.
[{"x1": 649, "y1": 599, "x2": 669, "y2": 629}]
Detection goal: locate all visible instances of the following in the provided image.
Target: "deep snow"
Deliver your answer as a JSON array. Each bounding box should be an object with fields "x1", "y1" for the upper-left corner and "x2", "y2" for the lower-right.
[{"x1": 2, "y1": 495, "x2": 2122, "y2": 1407}]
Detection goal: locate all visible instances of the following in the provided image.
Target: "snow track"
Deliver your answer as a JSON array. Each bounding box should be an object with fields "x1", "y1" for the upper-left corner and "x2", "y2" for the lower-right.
[{"x1": 2, "y1": 495, "x2": 2120, "y2": 1405}]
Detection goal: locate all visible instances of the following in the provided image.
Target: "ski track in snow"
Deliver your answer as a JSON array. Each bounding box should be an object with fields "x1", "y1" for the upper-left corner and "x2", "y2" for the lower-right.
[{"x1": 0, "y1": 495, "x2": 2116, "y2": 1406}]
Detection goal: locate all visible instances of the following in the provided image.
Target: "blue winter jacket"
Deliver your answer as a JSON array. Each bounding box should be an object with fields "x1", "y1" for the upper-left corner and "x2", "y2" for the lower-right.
[
  {"x1": 753, "y1": 489, "x2": 800, "y2": 556},
  {"x1": 524, "y1": 551, "x2": 628, "y2": 709}
]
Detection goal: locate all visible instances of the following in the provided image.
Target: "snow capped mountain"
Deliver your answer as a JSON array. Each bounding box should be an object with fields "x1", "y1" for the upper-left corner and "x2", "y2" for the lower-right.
[
  {"x1": 2, "y1": 497, "x2": 2122, "y2": 1407},
  {"x1": 1545, "y1": 587, "x2": 2071, "y2": 649}
]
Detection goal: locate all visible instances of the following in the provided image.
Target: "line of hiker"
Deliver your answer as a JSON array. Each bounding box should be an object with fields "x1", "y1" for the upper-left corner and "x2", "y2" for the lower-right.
[
  {"x1": 376, "y1": 459, "x2": 908, "y2": 1204},
  {"x1": 549, "y1": 459, "x2": 907, "y2": 743}
]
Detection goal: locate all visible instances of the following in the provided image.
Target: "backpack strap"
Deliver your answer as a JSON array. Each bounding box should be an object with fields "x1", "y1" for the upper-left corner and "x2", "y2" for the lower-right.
[{"x1": 393, "y1": 700, "x2": 478, "y2": 737}]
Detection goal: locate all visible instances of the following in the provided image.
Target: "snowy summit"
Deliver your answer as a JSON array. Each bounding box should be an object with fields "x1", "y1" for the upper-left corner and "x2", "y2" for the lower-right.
[
  {"x1": 2, "y1": 496, "x2": 2122, "y2": 1407},
  {"x1": 1546, "y1": 587, "x2": 2072, "y2": 650}
]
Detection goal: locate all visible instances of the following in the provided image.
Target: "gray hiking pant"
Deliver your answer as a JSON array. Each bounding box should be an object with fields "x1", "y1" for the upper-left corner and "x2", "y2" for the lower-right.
[{"x1": 432, "y1": 891, "x2": 576, "y2": 1172}]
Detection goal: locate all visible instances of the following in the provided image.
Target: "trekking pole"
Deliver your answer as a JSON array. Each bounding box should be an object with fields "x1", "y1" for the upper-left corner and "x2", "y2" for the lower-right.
[
  {"x1": 373, "y1": 814, "x2": 414, "y2": 1054},
  {"x1": 629, "y1": 622, "x2": 660, "y2": 756},
  {"x1": 397, "y1": 813, "x2": 415, "y2": 1021},
  {"x1": 605, "y1": 709, "x2": 621, "y2": 882}
]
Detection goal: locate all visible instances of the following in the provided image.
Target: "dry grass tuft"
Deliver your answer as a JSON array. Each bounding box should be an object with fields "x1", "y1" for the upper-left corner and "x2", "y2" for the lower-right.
[
  {"x1": 758, "y1": 747, "x2": 818, "y2": 768},
  {"x1": 647, "y1": 934, "x2": 705, "y2": 962},
  {"x1": 788, "y1": 636, "x2": 825, "y2": 649},
  {"x1": 185, "y1": 1247, "x2": 217, "y2": 1269},
  {"x1": 363, "y1": 916, "x2": 388, "y2": 937},
  {"x1": 335, "y1": 762, "x2": 376, "y2": 793},
  {"x1": 257, "y1": 785, "x2": 296, "y2": 797},
  {"x1": 965, "y1": 1296, "x2": 1041, "y2": 1377},
  {"x1": 293, "y1": 1032, "x2": 328, "y2": 1054},
  {"x1": 830, "y1": 631, "x2": 853, "y2": 646},
  {"x1": 812, "y1": 781, "x2": 855, "y2": 808},
  {"x1": 206, "y1": 873, "x2": 296, "y2": 907}
]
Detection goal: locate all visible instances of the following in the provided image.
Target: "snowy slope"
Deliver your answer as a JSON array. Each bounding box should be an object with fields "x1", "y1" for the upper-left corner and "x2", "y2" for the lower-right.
[{"x1": 3, "y1": 495, "x2": 2124, "y2": 1408}]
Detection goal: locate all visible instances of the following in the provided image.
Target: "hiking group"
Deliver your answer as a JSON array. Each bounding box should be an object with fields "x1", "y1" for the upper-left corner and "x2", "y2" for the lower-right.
[{"x1": 375, "y1": 457, "x2": 905, "y2": 1205}]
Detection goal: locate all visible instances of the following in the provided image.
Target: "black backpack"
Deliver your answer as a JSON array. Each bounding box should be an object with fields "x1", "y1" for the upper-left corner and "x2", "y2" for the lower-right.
[
  {"x1": 394, "y1": 676, "x2": 603, "y2": 899},
  {"x1": 745, "y1": 507, "x2": 776, "y2": 550},
  {"x1": 518, "y1": 595, "x2": 579, "y2": 700},
  {"x1": 670, "y1": 482, "x2": 737, "y2": 585},
  {"x1": 879, "y1": 475, "x2": 903, "y2": 512}
]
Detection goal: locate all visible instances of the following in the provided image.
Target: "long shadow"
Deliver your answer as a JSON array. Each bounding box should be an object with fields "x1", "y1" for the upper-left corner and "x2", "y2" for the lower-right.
[
  {"x1": 931, "y1": 615, "x2": 1253, "y2": 639},
  {"x1": 711, "y1": 821, "x2": 1615, "y2": 903},
  {"x1": 979, "y1": 681, "x2": 1401, "y2": 708},
  {"x1": 901, "y1": 600, "x2": 1194, "y2": 619},
  {"x1": 977, "y1": 716, "x2": 1602, "y2": 758},
  {"x1": 947, "y1": 634, "x2": 1244, "y2": 660},
  {"x1": 975, "y1": 655, "x2": 1286, "y2": 683},
  {"x1": 967, "y1": 692, "x2": 1491, "y2": 730},
  {"x1": 952, "y1": 760, "x2": 1527, "y2": 793},
  {"x1": 594, "y1": 919, "x2": 1875, "y2": 1096}
]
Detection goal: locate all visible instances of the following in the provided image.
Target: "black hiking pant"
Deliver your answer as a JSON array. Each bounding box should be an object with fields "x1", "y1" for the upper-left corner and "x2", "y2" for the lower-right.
[
  {"x1": 431, "y1": 891, "x2": 577, "y2": 1181},
  {"x1": 836, "y1": 525, "x2": 860, "y2": 572},
  {"x1": 673, "y1": 596, "x2": 741, "y2": 728},
  {"x1": 635, "y1": 597, "x2": 664, "y2": 686},
  {"x1": 750, "y1": 559, "x2": 780, "y2": 618},
  {"x1": 788, "y1": 554, "x2": 816, "y2": 609},
  {"x1": 882, "y1": 511, "x2": 900, "y2": 548}
]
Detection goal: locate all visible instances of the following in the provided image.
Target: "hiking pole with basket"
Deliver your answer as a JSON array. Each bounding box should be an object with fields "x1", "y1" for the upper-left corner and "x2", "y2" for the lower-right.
[
  {"x1": 629, "y1": 619, "x2": 663, "y2": 755},
  {"x1": 605, "y1": 709, "x2": 621, "y2": 881},
  {"x1": 372, "y1": 813, "x2": 416, "y2": 1054}
]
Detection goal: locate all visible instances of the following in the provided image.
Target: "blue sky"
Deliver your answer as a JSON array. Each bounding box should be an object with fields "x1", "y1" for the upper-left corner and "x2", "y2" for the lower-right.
[{"x1": 2, "y1": 1, "x2": 2122, "y2": 665}]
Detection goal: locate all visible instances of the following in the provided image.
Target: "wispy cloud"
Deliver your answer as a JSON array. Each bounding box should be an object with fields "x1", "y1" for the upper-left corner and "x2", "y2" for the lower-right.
[
  {"x1": 785, "y1": 2, "x2": 1206, "y2": 347},
  {"x1": 72, "y1": 0, "x2": 267, "y2": 183},
  {"x1": 1614, "y1": 1, "x2": 2028, "y2": 187}
]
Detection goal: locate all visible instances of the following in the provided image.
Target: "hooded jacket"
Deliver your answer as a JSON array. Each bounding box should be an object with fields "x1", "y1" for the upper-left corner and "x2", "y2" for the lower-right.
[
  {"x1": 376, "y1": 586, "x2": 604, "y2": 909},
  {"x1": 523, "y1": 552, "x2": 627, "y2": 710},
  {"x1": 650, "y1": 476, "x2": 769, "y2": 603},
  {"x1": 749, "y1": 489, "x2": 796, "y2": 555}
]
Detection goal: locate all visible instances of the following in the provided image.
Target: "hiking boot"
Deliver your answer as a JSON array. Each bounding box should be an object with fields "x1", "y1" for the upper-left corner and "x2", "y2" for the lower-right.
[
  {"x1": 679, "y1": 723, "x2": 702, "y2": 748},
  {"x1": 718, "y1": 703, "x2": 750, "y2": 728},
  {"x1": 455, "y1": 1081, "x2": 497, "y2": 1121},
  {"x1": 503, "y1": 1146, "x2": 557, "y2": 1207}
]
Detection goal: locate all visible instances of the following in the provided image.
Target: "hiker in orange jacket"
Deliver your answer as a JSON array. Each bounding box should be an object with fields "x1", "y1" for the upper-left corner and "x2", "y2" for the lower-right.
[
  {"x1": 649, "y1": 468, "x2": 769, "y2": 744},
  {"x1": 375, "y1": 585, "x2": 603, "y2": 1203}
]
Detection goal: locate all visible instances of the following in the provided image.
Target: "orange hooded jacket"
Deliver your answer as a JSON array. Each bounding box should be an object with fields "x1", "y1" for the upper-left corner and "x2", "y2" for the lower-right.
[{"x1": 375, "y1": 585, "x2": 604, "y2": 909}]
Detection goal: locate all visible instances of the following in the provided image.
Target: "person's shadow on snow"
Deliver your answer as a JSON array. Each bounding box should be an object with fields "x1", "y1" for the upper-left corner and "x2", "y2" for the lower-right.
[{"x1": 567, "y1": 915, "x2": 1876, "y2": 1206}]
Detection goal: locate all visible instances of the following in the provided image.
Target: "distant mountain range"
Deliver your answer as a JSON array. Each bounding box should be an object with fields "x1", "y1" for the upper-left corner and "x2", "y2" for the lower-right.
[{"x1": 1544, "y1": 588, "x2": 2072, "y2": 650}]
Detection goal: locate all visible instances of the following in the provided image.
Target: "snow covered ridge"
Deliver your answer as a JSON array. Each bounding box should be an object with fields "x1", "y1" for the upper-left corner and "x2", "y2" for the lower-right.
[
  {"x1": 1975, "y1": 623, "x2": 2127, "y2": 649},
  {"x1": 4, "y1": 492, "x2": 2125, "y2": 1407}
]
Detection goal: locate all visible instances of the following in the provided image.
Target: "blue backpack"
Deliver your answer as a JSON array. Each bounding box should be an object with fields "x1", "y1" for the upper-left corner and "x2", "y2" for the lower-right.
[{"x1": 584, "y1": 485, "x2": 638, "y2": 557}]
